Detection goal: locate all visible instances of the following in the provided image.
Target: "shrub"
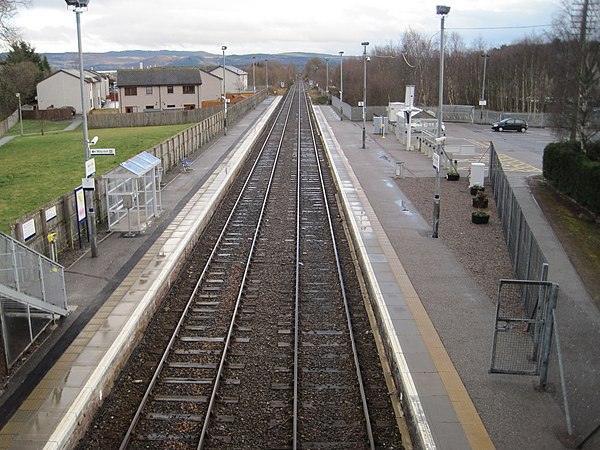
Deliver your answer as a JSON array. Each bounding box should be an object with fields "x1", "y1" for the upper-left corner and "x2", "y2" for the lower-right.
[{"x1": 543, "y1": 142, "x2": 600, "y2": 215}]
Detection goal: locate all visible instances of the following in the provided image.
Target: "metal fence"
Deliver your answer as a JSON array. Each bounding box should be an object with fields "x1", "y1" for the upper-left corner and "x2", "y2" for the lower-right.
[
  {"x1": 488, "y1": 142, "x2": 548, "y2": 281},
  {"x1": 0, "y1": 231, "x2": 67, "y2": 370}
]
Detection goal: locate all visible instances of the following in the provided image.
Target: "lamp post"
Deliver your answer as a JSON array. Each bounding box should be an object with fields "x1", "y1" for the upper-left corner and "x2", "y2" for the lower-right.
[
  {"x1": 480, "y1": 53, "x2": 489, "y2": 123},
  {"x1": 252, "y1": 56, "x2": 256, "y2": 94},
  {"x1": 66, "y1": 0, "x2": 97, "y2": 257},
  {"x1": 325, "y1": 57, "x2": 329, "y2": 99},
  {"x1": 265, "y1": 59, "x2": 269, "y2": 94},
  {"x1": 15, "y1": 93, "x2": 23, "y2": 136},
  {"x1": 222, "y1": 45, "x2": 227, "y2": 135},
  {"x1": 339, "y1": 51, "x2": 344, "y2": 120},
  {"x1": 432, "y1": 4, "x2": 450, "y2": 239},
  {"x1": 361, "y1": 41, "x2": 369, "y2": 149}
]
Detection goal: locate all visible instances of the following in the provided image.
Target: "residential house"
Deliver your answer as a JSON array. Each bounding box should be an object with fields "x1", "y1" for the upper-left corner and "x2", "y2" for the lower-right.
[
  {"x1": 209, "y1": 65, "x2": 248, "y2": 94},
  {"x1": 199, "y1": 70, "x2": 222, "y2": 104},
  {"x1": 117, "y1": 67, "x2": 205, "y2": 113},
  {"x1": 36, "y1": 69, "x2": 110, "y2": 114}
]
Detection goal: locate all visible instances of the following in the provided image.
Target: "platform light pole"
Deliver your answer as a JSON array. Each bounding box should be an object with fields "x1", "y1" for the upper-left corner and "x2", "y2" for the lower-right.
[
  {"x1": 325, "y1": 57, "x2": 329, "y2": 99},
  {"x1": 339, "y1": 51, "x2": 344, "y2": 120},
  {"x1": 222, "y1": 45, "x2": 228, "y2": 135},
  {"x1": 361, "y1": 42, "x2": 369, "y2": 149},
  {"x1": 432, "y1": 4, "x2": 450, "y2": 239},
  {"x1": 15, "y1": 93, "x2": 23, "y2": 136},
  {"x1": 252, "y1": 56, "x2": 256, "y2": 94},
  {"x1": 66, "y1": 0, "x2": 97, "y2": 257},
  {"x1": 480, "y1": 53, "x2": 489, "y2": 123},
  {"x1": 265, "y1": 59, "x2": 269, "y2": 94}
]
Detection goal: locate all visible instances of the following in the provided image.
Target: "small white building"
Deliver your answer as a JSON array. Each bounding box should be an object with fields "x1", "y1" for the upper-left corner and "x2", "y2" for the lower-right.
[
  {"x1": 209, "y1": 65, "x2": 248, "y2": 94},
  {"x1": 37, "y1": 69, "x2": 110, "y2": 114}
]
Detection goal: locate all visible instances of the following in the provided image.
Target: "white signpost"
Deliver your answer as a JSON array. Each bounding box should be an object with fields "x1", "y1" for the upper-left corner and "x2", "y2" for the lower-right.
[{"x1": 90, "y1": 148, "x2": 116, "y2": 156}]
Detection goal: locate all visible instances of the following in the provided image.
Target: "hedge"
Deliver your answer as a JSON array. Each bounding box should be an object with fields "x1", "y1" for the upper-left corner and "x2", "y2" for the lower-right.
[{"x1": 543, "y1": 142, "x2": 600, "y2": 215}]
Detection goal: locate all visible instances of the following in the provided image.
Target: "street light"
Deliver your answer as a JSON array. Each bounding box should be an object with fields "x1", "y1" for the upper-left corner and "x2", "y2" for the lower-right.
[
  {"x1": 252, "y1": 56, "x2": 256, "y2": 94},
  {"x1": 432, "y1": 4, "x2": 450, "y2": 239},
  {"x1": 361, "y1": 42, "x2": 369, "y2": 149},
  {"x1": 15, "y1": 93, "x2": 23, "y2": 136},
  {"x1": 339, "y1": 51, "x2": 344, "y2": 120},
  {"x1": 265, "y1": 59, "x2": 269, "y2": 94},
  {"x1": 65, "y1": 0, "x2": 97, "y2": 257},
  {"x1": 325, "y1": 57, "x2": 329, "y2": 98},
  {"x1": 222, "y1": 45, "x2": 227, "y2": 135},
  {"x1": 480, "y1": 53, "x2": 490, "y2": 123}
]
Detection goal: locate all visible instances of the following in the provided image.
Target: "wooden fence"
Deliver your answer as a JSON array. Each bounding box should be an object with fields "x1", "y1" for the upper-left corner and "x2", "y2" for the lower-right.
[{"x1": 9, "y1": 91, "x2": 267, "y2": 258}]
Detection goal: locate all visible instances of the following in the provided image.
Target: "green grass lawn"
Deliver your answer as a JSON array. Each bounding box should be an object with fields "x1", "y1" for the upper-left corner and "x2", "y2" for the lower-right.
[
  {"x1": 5, "y1": 119, "x2": 74, "y2": 135},
  {"x1": 0, "y1": 123, "x2": 192, "y2": 233}
]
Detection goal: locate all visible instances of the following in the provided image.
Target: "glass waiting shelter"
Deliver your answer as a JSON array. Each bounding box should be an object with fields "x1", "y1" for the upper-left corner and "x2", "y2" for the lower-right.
[{"x1": 105, "y1": 151, "x2": 162, "y2": 234}]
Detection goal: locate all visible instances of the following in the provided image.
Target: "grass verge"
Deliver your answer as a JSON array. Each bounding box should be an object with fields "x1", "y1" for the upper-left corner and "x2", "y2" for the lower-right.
[
  {"x1": 528, "y1": 176, "x2": 600, "y2": 309},
  {"x1": 0, "y1": 123, "x2": 192, "y2": 233}
]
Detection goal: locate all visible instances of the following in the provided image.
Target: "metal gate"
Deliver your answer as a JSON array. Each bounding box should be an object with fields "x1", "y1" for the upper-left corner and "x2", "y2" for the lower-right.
[{"x1": 490, "y1": 279, "x2": 559, "y2": 375}]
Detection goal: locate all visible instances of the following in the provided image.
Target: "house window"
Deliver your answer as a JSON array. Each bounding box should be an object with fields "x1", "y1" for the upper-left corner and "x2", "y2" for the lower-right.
[
  {"x1": 146, "y1": 86, "x2": 153, "y2": 95},
  {"x1": 167, "y1": 85, "x2": 174, "y2": 94},
  {"x1": 183, "y1": 85, "x2": 195, "y2": 95},
  {"x1": 125, "y1": 106, "x2": 135, "y2": 113},
  {"x1": 124, "y1": 87, "x2": 137, "y2": 96},
  {"x1": 166, "y1": 104, "x2": 176, "y2": 108},
  {"x1": 146, "y1": 105, "x2": 155, "y2": 110}
]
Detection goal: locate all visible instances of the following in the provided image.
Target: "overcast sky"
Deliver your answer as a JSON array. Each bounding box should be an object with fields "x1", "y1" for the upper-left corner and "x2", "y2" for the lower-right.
[{"x1": 13, "y1": 0, "x2": 562, "y2": 56}]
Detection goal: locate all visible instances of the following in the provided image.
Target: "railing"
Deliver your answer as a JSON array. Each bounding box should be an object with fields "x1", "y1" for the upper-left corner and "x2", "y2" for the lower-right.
[{"x1": 0, "y1": 231, "x2": 67, "y2": 371}]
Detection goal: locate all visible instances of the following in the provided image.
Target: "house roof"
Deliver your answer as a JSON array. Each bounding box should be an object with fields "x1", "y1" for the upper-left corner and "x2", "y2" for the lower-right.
[
  {"x1": 117, "y1": 68, "x2": 203, "y2": 87},
  {"x1": 39, "y1": 69, "x2": 104, "y2": 84},
  {"x1": 209, "y1": 65, "x2": 248, "y2": 78}
]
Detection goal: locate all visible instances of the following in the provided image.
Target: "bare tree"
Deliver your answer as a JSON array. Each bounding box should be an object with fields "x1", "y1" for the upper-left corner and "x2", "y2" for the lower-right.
[
  {"x1": 549, "y1": 0, "x2": 600, "y2": 150},
  {"x1": 0, "y1": 0, "x2": 28, "y2": 45}
]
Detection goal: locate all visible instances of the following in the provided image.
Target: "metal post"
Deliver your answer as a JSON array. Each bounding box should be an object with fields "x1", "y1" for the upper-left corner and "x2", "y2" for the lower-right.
[
  {"x1": 71, "y1": 1, "x2": 98, "y2": 257},
  {"x1": 480, "y1": 53, "x2": 489, "y2": 123},
  {"x1": 538, "y1": 284, "x2": 559, "y2": 388},
  {"x1": 339, "y1": 51, "x2": 344, "y2": 120},
  {"x1": 16, "y1": 93, "x2": 23, "y2": 136},
  {"x1": 432, "y1": 5, "x2": 450, "y2": 239},
  {"x1": 252, "y1": 56, "x2": 256, "y2": 94},
  {"x1": 325, "y1": 57, "x2": 329, "y2": 100},
  {"x1": 222, "y1": 45, "x2": 227, "y2": 135},
  {"x1": 265, "y1": 59, "x2": 269, "y2": 94},
  {"x1": 361, "y1": 42, "x2": 369, "y2": 149}
]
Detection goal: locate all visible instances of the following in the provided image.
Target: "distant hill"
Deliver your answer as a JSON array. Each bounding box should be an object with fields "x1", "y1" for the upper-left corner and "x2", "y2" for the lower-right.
[{"x1": 35, "y1": 50, "x2": 335, "y2": 71}]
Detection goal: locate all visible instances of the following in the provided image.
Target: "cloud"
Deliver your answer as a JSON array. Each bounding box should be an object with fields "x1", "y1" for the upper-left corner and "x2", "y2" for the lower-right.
[{"x1": 13, "y1": 0, "x2": 561, "y2": 55}]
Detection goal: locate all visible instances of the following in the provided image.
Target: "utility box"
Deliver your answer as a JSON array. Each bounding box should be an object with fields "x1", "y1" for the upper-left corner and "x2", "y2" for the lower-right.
[
  {"x1": 470, "y1": 162, "x2": 485, "y2": 187},
  {"x1": 387, "y1": 102, "x2": 405, "y2": 123},
  {"x1": 373, "y1": 115, "x2": 388, "y2": 135}
]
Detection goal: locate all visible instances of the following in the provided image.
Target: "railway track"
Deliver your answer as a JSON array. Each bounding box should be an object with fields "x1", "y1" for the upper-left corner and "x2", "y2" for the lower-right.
[{"x1": 80, "y1": 82, "x2": 403, "y2": 449}]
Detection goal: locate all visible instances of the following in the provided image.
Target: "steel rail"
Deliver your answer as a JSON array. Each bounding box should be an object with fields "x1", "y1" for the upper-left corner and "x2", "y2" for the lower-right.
[
  {"x1": 119, "y1": 86, "x2": 296, "y2": 450},
  {"x1": 197, "y1": 83, "x2": 298, "y2": 448},
  {"x1": 298, "y1": 81, "x2": 376, "y2": 449}
]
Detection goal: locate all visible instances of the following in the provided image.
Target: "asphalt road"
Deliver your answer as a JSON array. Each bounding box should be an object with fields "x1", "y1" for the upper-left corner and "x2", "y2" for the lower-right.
[{"x1": 443, "y1": 122, "x2": 556, "y2": 172}]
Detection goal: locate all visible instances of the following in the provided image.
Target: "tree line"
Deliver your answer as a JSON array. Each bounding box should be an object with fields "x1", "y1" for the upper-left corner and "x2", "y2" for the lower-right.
[{"x1": 302, "y1": 1, "x2": 599, "y2": 153}]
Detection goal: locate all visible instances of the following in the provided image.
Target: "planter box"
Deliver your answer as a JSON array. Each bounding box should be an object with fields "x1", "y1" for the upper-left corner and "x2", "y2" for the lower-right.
[
  {"x1": 470, "y1": 186, "x2": 485, "y2": 196},
  {"x1": 446, "y1": 173, "x2": 460, "y2": 181},
  {"x1": 471, "y1": 213, "x2": 490, "y2": 224},
  {"x1": 472, "y1": 198, "x2": 489, "y2": 208}
]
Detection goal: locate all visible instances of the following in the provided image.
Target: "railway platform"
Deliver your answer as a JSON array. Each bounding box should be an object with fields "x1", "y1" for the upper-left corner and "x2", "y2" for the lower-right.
[{"x1": 0, "y1": 95, "x2": 592, "y2": 449}]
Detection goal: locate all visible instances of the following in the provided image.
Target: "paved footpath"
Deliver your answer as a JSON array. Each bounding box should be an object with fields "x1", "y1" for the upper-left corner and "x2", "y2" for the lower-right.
[{"x1": 316, "y1": 105, "x2": 600, "y2": 449}]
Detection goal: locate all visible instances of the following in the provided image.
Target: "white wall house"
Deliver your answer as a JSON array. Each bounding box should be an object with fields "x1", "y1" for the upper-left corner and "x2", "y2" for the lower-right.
[
  {"x1": 37, "y1": 69, "x2": 110, "y2": 114},
  {"x1": 117, "y1": 68, "x2": 206, "y2": 113},
  {"x1": 199, "y1": 70, "x2": 223, "y2": 104},
  {"x1": 209, "y1": 65, "x2": 248, "y2": 94}
]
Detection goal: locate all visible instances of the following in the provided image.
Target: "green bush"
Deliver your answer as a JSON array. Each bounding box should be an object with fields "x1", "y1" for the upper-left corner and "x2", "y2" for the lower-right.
[{"x1": 543, "y1": 142, "x2": 600, "y2": 215}]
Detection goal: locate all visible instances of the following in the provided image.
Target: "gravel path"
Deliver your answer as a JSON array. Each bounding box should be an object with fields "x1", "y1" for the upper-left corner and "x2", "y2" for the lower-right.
[{"x1": 394, "y1": 176, "x2": 514, "y2": 302}]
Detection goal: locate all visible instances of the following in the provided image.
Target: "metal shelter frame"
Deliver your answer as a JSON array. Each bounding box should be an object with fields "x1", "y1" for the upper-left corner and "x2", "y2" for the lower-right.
[{"x1": 105, "y1": 151, "x2": 162, "y2": 234}]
